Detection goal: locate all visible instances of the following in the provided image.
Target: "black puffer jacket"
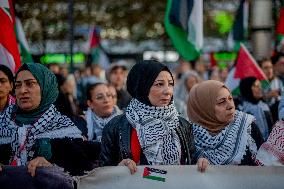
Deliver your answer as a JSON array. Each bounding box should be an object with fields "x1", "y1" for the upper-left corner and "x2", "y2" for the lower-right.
[{"x1": 100, "y1": 113, "x2": 197, "y2": 166}]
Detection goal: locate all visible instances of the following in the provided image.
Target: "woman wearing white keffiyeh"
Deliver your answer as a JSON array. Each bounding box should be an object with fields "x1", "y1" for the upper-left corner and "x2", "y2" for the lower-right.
[
  {"x1": 85, "y1": 83, "x2": 122, "y2": 142},
  {"x1": 126, "y1": 98, "x2": 181, "y2": 165},
  {"x1": 238, "y1": 77, "x2": 274, "y2": 141},
  {"x1": 100, "y1": 60, "x2": 209, "y2": 174},
  {"x1": 188, "y1": 80, "x2": 264, "y2": 165},
  {"x1": 0, "y1": 63, "x2": 93, "y2": 177}
]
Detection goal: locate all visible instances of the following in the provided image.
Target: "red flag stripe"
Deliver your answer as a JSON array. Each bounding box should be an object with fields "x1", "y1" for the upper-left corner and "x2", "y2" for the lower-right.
[
  {"x1": 276, "y1": 8, "x2": 284, "y2": 35},
  {"x1": 8, "y1": 0, "x2": 15, "y2": 24},
  {"x1": 234, "y1": 44, "x2": 267, "y2": 80},
  {"x1": 0, "y1": 5, "x2": 21, "y2": 73}
]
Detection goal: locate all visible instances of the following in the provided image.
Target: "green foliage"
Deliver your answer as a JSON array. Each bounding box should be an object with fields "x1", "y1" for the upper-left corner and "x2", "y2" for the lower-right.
[{"x1": 213, "y1": 11, "x2": 233, "y2": 35}]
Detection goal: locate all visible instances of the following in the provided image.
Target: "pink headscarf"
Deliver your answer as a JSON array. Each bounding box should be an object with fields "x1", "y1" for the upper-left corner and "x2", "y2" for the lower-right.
[{"x1": 187, "y1": 80, "x2": 232, "y2": 133}]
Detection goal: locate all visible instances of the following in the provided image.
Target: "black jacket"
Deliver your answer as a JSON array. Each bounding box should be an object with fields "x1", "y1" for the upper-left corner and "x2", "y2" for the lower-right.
[{"x1": 100, "y1": 114, "x2": 197, "y2": 166}]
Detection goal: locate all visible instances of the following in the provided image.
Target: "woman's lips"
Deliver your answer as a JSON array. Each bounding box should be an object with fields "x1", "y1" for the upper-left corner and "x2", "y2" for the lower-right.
[
  {"x1": 227, "y1": 112, "x2": 235, "y2": 117},
  {"x1": 161, "y1": 99, "x2": 170, "y2": 103},
  {"x1": 19, "y1": 97, "x2": 30, "y2": 102}
]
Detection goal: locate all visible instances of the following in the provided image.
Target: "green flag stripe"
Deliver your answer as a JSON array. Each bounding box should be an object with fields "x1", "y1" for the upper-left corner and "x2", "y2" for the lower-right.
[
  {"x1": 143, "y1": 175, "x2": 166, "y2": 182},
  {"x1": 164, "y1": 0, "x2": 200, "y2": 61},
  {"x1": 19, "y1": 42, "x2": 33, "y2": 63}
]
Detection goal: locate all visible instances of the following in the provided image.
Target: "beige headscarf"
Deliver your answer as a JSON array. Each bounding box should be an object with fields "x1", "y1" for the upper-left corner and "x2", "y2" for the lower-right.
[{"x1": 187, "y1": 80, "x2": 232, "y2": 133}]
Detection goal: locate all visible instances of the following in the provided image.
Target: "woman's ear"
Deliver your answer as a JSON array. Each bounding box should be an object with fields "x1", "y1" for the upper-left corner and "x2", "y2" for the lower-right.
[{"x1": 87, "y1": 100, "x2": 92, "y2": 108}]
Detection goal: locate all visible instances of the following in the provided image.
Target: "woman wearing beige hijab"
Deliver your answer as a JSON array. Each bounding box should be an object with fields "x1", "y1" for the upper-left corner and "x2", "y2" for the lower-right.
[{"x1": 187, "y1": 80, "x2": 264, "y2": 165}]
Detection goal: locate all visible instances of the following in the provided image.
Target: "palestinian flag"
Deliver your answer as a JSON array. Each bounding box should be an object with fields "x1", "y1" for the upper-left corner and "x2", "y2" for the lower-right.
[
  {"x1": 165, "y1": 0, "x2": 203, "y2": 61},
  {"x1": 227, "y1": 0, "x2": 249, "y2": 51},
  {"x1": 275, "y1": 7, "x2": 284, "y2": 51},
  {"x1": 143, "y1": 167, "x2": 167, "y2": 182},
  {"x1": 87, "y1": 26, "x2": 109, "y2": 69},
  {"x1": 0, "y1": 0, "x2": 21, "y2": 73},
  {"x1": 225, "y1": 44, "x2": 268, "y2": 96},
  {"x1": 15, "y1": 17, "x2": 33, "y2": 63}
]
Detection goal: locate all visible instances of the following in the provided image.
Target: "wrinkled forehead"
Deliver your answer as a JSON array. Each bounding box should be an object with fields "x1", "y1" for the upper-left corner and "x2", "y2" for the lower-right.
[
  {"x1": 15, "y1": 70, "x2": 36, "y2": 82},
  {"x1": 215, "y1": 87, "x2": 231, "y2": 100}
]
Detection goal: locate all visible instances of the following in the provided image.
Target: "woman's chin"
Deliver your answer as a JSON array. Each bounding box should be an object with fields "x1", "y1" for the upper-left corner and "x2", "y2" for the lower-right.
[
  {"x1": 227, "y1": 115, "x2": 235, "y2": 123},
  {"x1": 18, "y1": 104, "x2": 37, "y2": 111}
]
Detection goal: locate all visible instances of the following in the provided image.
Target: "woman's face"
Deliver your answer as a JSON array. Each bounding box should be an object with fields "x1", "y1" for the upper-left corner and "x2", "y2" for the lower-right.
[
  {"x1": 185, "y1": 76, "x2": 198, "y2": 92},
  {"x1": 214, "y1": 87, "x2": 235, "y2": 124},
  {"x1": 109, "y1": 67, "x2": 126, "y2": 89},
  {"x1": 62, "y1": 79, "x2": 74, "y2": 95},
  {"x1": 87, "y1": 84, "x2": 114, "y2": 117},
  {"x1": 148, "y1": 71, "x2": 174, "y2": 107},
  {"x1": 261, "y1": 61, "x2": 273, "y2": 80},
  {"x1": 0, "y1": 71, "x2": 13, "y2": 99},
  {"x1": 15, "y1": 70, "x2": 41, "y2": 111},
  {"x1": 251, "y1": 80, "x2": 262, "y2": 99}
]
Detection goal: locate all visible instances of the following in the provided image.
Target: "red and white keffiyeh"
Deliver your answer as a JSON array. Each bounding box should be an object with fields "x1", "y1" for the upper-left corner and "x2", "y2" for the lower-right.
[{"x1": 256, "y1": 121, "x2": 284, "y2": 166}]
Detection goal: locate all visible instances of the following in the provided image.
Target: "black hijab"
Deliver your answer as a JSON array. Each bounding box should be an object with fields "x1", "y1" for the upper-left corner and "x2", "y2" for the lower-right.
[
  {"x1": 127, "y1": 60, "x2": 173, "y2": 106},
  {"x1": 239, "y1": 76, "x2": 259, "y2": 104},
  {"x1": 0, "y1": 64, "x2": 14, "y2": 83}
]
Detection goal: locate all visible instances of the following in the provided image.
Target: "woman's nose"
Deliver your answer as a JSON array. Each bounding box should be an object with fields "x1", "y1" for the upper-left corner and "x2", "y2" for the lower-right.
[
  {"x1": 163, "y1": 85, "x2": 173, "y2": 97},
  {"x1": 18, "y1": 85, "x2": 28, "y2": 93},
  {"x1": 227, "y1": 101, "x2": 235, "y2": 110}
]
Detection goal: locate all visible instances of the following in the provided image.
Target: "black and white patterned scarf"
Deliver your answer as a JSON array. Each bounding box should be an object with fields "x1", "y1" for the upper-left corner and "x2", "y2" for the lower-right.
[
  {"x1": 192, "y1": 110, "x2": 257, "y2": 165},
  {"x1": 0, "y1": 104, "x2": 82, "y2": 165},
  {"x1": 126, "y1": 98, "x2": 181, "y2": 165},
  {"x1": 86, "y1": 105, "x2": 122, "y2": 142}
]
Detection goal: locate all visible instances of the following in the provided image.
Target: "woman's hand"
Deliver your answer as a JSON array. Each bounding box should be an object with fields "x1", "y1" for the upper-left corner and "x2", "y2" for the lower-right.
[
  {"x1": 197, "y1": 158, "x2": 209, "y2": 173},
  {"x1": 27, "y1": 157, "x2": 52, "y2": 177},
  {"x1": 118, "y1": 158, "x2": 137, "y2": 174}
]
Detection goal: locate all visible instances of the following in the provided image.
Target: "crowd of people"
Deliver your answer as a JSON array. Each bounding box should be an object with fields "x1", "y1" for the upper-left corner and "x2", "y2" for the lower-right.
[{"x1": 0, "y1": 52, "x2": 284, "y2": 180}]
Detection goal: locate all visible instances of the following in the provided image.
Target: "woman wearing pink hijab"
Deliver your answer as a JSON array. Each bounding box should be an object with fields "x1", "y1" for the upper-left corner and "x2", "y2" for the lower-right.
[{"x1": 187, "y1": 80, "x2": 264, "y2": 165}]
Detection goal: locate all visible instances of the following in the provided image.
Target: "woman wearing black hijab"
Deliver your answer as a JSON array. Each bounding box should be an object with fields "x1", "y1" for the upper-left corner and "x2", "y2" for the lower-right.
[
  {"x1": 100, "y1": 60, "x2": 208, "y2": 174},
  {"x1": 238, "y1": 77, "x2": 274, "y2": 141}
]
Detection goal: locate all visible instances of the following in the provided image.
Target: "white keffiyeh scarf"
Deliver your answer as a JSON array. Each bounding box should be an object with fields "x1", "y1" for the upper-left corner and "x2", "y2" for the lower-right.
[
  {"x1": 193, "y1": 110, "x2": 257, "y2": 165},
  {"x1": 86, "y1": 105, "x2": 122, "y2": 142},
  {"x1": 0, "y1": 104, "x2": 82, "y2": 165},
  {"x1": 126, "y1": 98, "x2": 181, "y2": 165}
]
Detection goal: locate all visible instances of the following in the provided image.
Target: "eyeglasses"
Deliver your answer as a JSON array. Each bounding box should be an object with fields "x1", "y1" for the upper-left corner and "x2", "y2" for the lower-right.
[{"x1": 94, "y1": 93, "x2": 113, "y2": 101}]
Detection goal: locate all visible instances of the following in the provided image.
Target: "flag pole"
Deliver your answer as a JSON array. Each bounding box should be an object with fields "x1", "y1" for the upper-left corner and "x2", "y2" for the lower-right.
[{"x1": 68, "y1": 0, "x2": 74, "y2": 73}]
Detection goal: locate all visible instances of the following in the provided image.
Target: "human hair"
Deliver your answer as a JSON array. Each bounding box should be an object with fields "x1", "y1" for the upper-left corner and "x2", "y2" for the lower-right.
[
  {"x1": 258, "y1": 57, "x2": 271, "y2": 67},
  {"x1": 86, "y1": 82, "x2": 106, "y2": 101},
  {"x1": 271, "y1": 53, "x2": 284, "y2": 65},
  {"x1": 0, "y1": 64, "x2": 14, "y2": 83}
]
